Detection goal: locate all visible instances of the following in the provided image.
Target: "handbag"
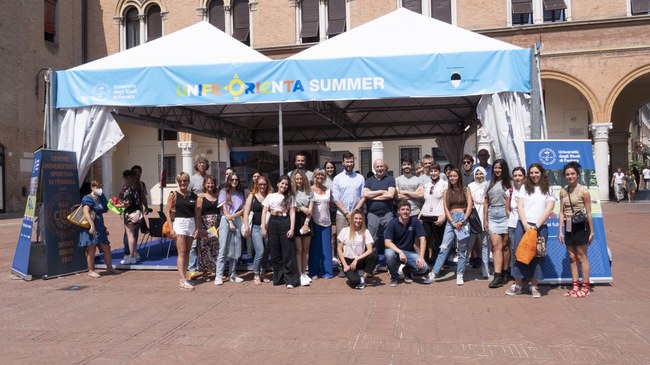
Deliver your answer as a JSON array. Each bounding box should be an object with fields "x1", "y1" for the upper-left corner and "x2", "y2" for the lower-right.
[
  {"x1": 467, "y1": 207, "x2": 483, "y2": 234},
  {"x1": 126, "y1": 210, "x2": 143, "y2": 224},
  {"x1": 567, "y1": 185, "x2": 587, "y2": 225},
  {"x1": 67, "y1": 204, "x2": 95, "y2": 229},
  {"x1": 515, "y1": 228, "x2": 537, "y2": 264},
  {"x1": 241, "y1": 211, "x2": 254, "y2": 235},
  {"x1": 162, "y1": 192, "x2": 176, "y2": 238},
  {"x1": 536, "y1": 235, "x2": 546, "y2": 258}
]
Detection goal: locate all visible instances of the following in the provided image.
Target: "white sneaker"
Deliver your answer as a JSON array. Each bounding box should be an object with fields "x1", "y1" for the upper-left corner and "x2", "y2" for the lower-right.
[
  {"x1": 286, "y1": 284, "x2": 294, "y2": 289},
  {"x1": 300, "y1": 274, "x2": 311, "y2": 286},
  {"x1": 229, "y1": 275, "x2": 244, "y2": 283},
  {"x1": 423, "y1": 272, "x2": 435, "y2": 284},
  {"x1": 530, "y1": 286, "x2": 541, "y2": 298},
  {"x1": 135, "y1": 252, "x2": 141, "y2": 262},
  {"x1": 456, "y1": 273, "x2": 464, "y2": 286},
  {"x1": 214, "y1": 276, "x2": 223, "y2": 286},
  {"x1": 120, "y1": 256, "x2": 135, "y2": 265},
  {"x1": 505, "y1": 283, "x2": 523, "y2": 296}
]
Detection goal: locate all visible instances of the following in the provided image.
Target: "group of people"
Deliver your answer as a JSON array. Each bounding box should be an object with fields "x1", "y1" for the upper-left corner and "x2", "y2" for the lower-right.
[
  {"x1": 76, "y1": 150, "x2": 596, "y2": 298},
  {"x1": 611, "y1": 165, "x2": 650, "y2": 203}
]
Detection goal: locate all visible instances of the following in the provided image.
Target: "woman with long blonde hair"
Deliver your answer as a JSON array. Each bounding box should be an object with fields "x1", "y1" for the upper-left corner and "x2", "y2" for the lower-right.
[
  {"x1": 243, "y1": 174, "x2": 272, "y2": 284},
  {"x1": 292, "y1": 170, "x2": 313, "y2": 286},
  {"x1": 336, "y1": 209, "x2": 378, "y2": 289}
]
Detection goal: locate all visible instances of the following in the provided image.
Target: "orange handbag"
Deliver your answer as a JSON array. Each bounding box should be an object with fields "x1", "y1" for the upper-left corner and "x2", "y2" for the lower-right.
[{"x1": 515, "y1": 228, "x2": 538, "y2": 265}]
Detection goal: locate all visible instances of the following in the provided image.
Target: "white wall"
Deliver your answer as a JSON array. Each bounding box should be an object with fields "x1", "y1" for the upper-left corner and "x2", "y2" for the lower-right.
[{"x1": 543, "y1": 79, "x2": 591, "y2": 140}]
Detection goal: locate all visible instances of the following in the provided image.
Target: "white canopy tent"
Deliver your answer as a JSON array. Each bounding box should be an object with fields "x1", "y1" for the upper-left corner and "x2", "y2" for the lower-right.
[{"x1": 52, "y1": 9, "x2": 534, "y2": 180}]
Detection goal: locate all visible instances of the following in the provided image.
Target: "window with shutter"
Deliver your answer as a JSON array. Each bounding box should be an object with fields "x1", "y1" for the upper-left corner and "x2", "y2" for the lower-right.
[
  {"x1": 402, "y1": 0, "x2": 422, "y2": 14},
  {"x1": 146, "y1": 5, "x2": 162, "y2": 42},
  {"x1": 632, "y1": 0, "x2": 650, "y2": 14},
  {"x1": 327, "y1": 0, "x2": 346, "y2": 37},
  {"x1": 232, "y1": 0, "x2": 250, "y2": 45},
  {"x1": 44, "y1": 0, "x2": 57, "y2": 42},
  {"x1": 543, "y1": 0, "x2": 566, "y2": 10},
  {"x1": 125, "y1": 7, "x2": 140, "y2": 49},
  {"x1": 301, "y1": 0, "x2": 320, "y2": 43},
  {"x1": 430, "y1": 0, "x2": 451, "y2": 23},
  {"x1": 208, "y1": 0, "x2": 226, "y2": 31},
  {"x1": 511, "y1": 0, "x2": 533, "y2": 14}
]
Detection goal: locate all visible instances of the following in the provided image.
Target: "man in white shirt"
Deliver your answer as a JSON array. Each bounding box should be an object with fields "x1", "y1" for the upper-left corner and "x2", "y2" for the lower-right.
[
  {"x1": 610, "y1": 167, "x2": 625, "y2": 202},
  {"x1": 288, "y1": 152, "x2": 313, "y2": 184},
  {"x1": 642, "y1": 165, "x2": 650, "y2": 190}
]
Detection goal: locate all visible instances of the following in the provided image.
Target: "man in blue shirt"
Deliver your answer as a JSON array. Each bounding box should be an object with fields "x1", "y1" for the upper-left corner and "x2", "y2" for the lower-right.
[
  {"x1": 384, "y1": 200, "x2": 434, "y2": 287},
  {"x1": 363, "y1": 159, "x2": 396, "y2": 254}
]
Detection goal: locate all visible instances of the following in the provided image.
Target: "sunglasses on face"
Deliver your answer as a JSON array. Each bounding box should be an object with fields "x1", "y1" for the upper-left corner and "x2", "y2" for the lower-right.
[{"x1": 463, "y1": 161, "x2": 472, "y2": 164}]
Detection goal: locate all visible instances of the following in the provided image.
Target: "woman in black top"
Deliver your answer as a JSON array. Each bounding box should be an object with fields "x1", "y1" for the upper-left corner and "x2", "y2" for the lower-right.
[
  {"x1": 165, "y1": 172, "x2": 199, "y2": 290},
  {"x1": 114, "y1": 170, "x2": 143, "y2": 265},
  {"x1": 243, "y1": 174, "x2": 272, "y2": 284},
  {"x1": 195, "y1": 175, "x2": 219, "y2": 282}
]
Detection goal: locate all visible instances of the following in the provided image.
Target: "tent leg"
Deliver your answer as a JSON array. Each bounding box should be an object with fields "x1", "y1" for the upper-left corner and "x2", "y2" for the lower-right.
[{"x1": 278, "y1": 104, "x2": 284, "y2": 176}]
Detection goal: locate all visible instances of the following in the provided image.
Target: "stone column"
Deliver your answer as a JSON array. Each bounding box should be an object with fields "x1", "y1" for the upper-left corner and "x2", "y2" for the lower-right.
[
  {"x1": 101, "y1": 147, "x2": 116, "y2": 198},
  {"x1": 371, "y1": 141, "x2": 384, "y2": 173},
  {"x1": 177, "y1": 141, "x2": 198, "y2": 177},
  {"x1": 590, "y1": 123, "x2": 612, "y2": 202},
  {"x1": 476, "y1": 127, "x2": 494, "y2": 163}
]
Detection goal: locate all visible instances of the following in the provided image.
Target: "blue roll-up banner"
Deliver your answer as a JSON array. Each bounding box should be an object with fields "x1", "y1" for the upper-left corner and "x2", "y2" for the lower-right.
[
  {"x1": 39, "y1": 150, "x2": 87, "y2": 278},
  {"x1": 524, "y1": 140, "x2": 613, "y2": 284},
  {"x1": 11, "y1": 150, "x2": 43, "y2": 280},
  {"x1": 12, "y1": 149, "x2": 87, "y2": 279}
]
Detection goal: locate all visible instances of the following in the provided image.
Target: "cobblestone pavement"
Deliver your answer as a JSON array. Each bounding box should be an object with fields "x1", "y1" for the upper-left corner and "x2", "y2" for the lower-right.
[{"x1": 1, "y1": 202, "x2": 649, "y2": 364}]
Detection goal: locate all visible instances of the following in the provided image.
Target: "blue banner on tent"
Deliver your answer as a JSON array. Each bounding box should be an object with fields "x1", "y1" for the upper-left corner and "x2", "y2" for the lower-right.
[
  {"x1": 524, "y1": 140, "x2": 612, "y2": 284},
  {"x1": 56, "y1": 50, "x2": 531, "y2": 108},
  {"x1": 38, "y1": 150, "x2": 87, "y2": 278},
  {"x1": 11, "y1": 151, "x2": 43, "y2": 279}
]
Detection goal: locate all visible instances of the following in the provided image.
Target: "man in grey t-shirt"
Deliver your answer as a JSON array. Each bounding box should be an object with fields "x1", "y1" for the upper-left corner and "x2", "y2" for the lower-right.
[{"x1": 395, "y1": 158, "x2": 424, "y2": 217}]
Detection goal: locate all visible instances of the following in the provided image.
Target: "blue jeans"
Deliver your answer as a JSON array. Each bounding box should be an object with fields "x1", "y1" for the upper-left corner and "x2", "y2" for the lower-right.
[
  {"x1": 187, "y1": 238, "x2": 198, "y2": 272},
  {"x1": 385, "y1": 248, "x2": 430, "y2": 280},
  {"x1": 308, "y1": 223, "x2": 333, "y2": 278},
  {"x1": 470, "y1": 231, "x2": 490, "y2": 277},
  {"x1": 216, "y1": 216, "x2": 242, "y2": 278},
  {"x1": 511, "y1": 221, "x2": 545, "y2": 281},
  {"x1": 432, "y1": 211, "x2": 473, "y2": 275},
  {"x1": 250, "y1": 225, "x2": 268, "y2": 274},
  {"x1": 508, "y1": 226, "x2": 517, "y2": 268}
]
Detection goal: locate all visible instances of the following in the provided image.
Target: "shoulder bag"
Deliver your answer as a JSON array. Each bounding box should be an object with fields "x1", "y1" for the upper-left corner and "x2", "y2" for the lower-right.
[
  {"x1": 567, "y1": 185, "x2": 586, "y2": 225},
  {"x1": 162, "y1": 192, "x2": 176, "y2": 238},
  {"x1": 67, "y1": 203, "x2": 95, "y2": 229},
  {"x1": 463, "y1": 186, "x2": 483, "y2": 234}
]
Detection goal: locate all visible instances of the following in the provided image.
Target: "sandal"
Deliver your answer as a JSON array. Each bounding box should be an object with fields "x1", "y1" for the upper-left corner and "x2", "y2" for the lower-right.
[
  {"x1": 202, "y1": 271, "x2": 211, "y2": 282},
  {"x1": 563, "y1": 281, "x2": 580, "y2": 297},
  {"x1": 254, "y1": 275, "x2": 262, "y2": 285},
  {"x1": 179, "y1": 280, "x2": 195, "y2": 291},
  {"x1": 88, "y1": 271, "x2": 101, "y2": 278},
  {"x1": 576, "y1": 282, "x2": 590, "y2": 298}
]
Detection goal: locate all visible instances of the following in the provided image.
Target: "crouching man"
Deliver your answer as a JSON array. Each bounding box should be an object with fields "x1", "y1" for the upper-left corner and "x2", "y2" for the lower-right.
[{"x1": 384, "y1": 200, "x2": 434, "y2": 287}]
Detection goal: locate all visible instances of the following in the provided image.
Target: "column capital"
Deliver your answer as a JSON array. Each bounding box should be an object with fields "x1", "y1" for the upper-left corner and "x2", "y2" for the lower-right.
[
  {"x1": 177, "y1": 141, "x2": 198, "y2": 154},
  {"x1": 590, "y1": 123, "x2": 612, "y2": 143}
]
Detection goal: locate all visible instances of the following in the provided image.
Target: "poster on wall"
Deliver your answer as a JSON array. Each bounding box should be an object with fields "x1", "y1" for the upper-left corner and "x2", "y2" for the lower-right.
[{"x1": 524, "y1": 140, "x2": 613, "y2": 284}]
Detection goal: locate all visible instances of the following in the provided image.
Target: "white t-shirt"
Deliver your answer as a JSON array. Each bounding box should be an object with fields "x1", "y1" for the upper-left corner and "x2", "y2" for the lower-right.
[
  {"x1": 262, "y1": 193, "x2": 296, "y2": 216},
  {"x1": 310, "y1": 188, "x2": 331, "y2": 227},
  {"x1": 519, "y1": 185, "x2": 555, "y2": 224},
  {"x1": 613, "y1": 172, "x2": 624, "y2": 185},
  {"x1": 507, "y1": 186, "x2": 521, "y2": 228},
  {"x1": 421, "y1": 179, "x2": 448, "y2": 217},
  {"x1": 643, "y1": 168, "x2": 650, "y2": 180},
  {"x1": 338, "y1": 227, "x2": 374, "y2": 259}
]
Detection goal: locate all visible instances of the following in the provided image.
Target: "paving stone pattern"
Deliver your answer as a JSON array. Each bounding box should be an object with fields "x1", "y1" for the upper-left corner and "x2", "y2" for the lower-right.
[{"x1": 0, "y1": 202, "x2": 649, "y2": 364}]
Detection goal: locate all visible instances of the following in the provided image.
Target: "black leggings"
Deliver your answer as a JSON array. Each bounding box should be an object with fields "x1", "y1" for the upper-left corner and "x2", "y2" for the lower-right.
[
  {"x1": 343, "y1": 253, "x2": 379, "y2": 288},
  {"x1": 268, "y1": 216, "x2": 300, "y2": 287},
  {"x1": 421, "y1": 216, "x2": 445, "y2": 262}
]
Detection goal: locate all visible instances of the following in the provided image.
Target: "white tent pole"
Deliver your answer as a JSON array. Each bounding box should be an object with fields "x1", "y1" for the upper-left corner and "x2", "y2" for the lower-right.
[{"x1": 278, "y1": 104, "x2": 284, "y2": 176}]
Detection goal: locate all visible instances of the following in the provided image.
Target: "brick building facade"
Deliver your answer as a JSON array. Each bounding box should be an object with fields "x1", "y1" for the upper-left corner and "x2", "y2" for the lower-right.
[{"x1": 1, "y1": 0, "x2": 649, "y2": 212}]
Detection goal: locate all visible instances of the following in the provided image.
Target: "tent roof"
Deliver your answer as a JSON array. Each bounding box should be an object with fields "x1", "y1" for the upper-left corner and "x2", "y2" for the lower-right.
[
  {"x1": 290, "y1": 8, "x2": 521, "y2": 60},
  {"x1": 72, "y1": 22, "x2": 270, "y2": 71},
  {"x1": 57, "y1": 11, "x2": 529, "y2": 145}
]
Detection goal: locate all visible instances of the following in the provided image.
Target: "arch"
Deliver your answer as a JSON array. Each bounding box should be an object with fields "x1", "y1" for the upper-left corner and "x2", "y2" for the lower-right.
[
  {"x1": 114, "y1": 0, "x2": 168, "y2": 17},
  {"x1": 541, "y1": 70, "x2": 601, "y2": 122},
  {"x1": 605, "y1": 64, "x2": 650, "y2": 124}
]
